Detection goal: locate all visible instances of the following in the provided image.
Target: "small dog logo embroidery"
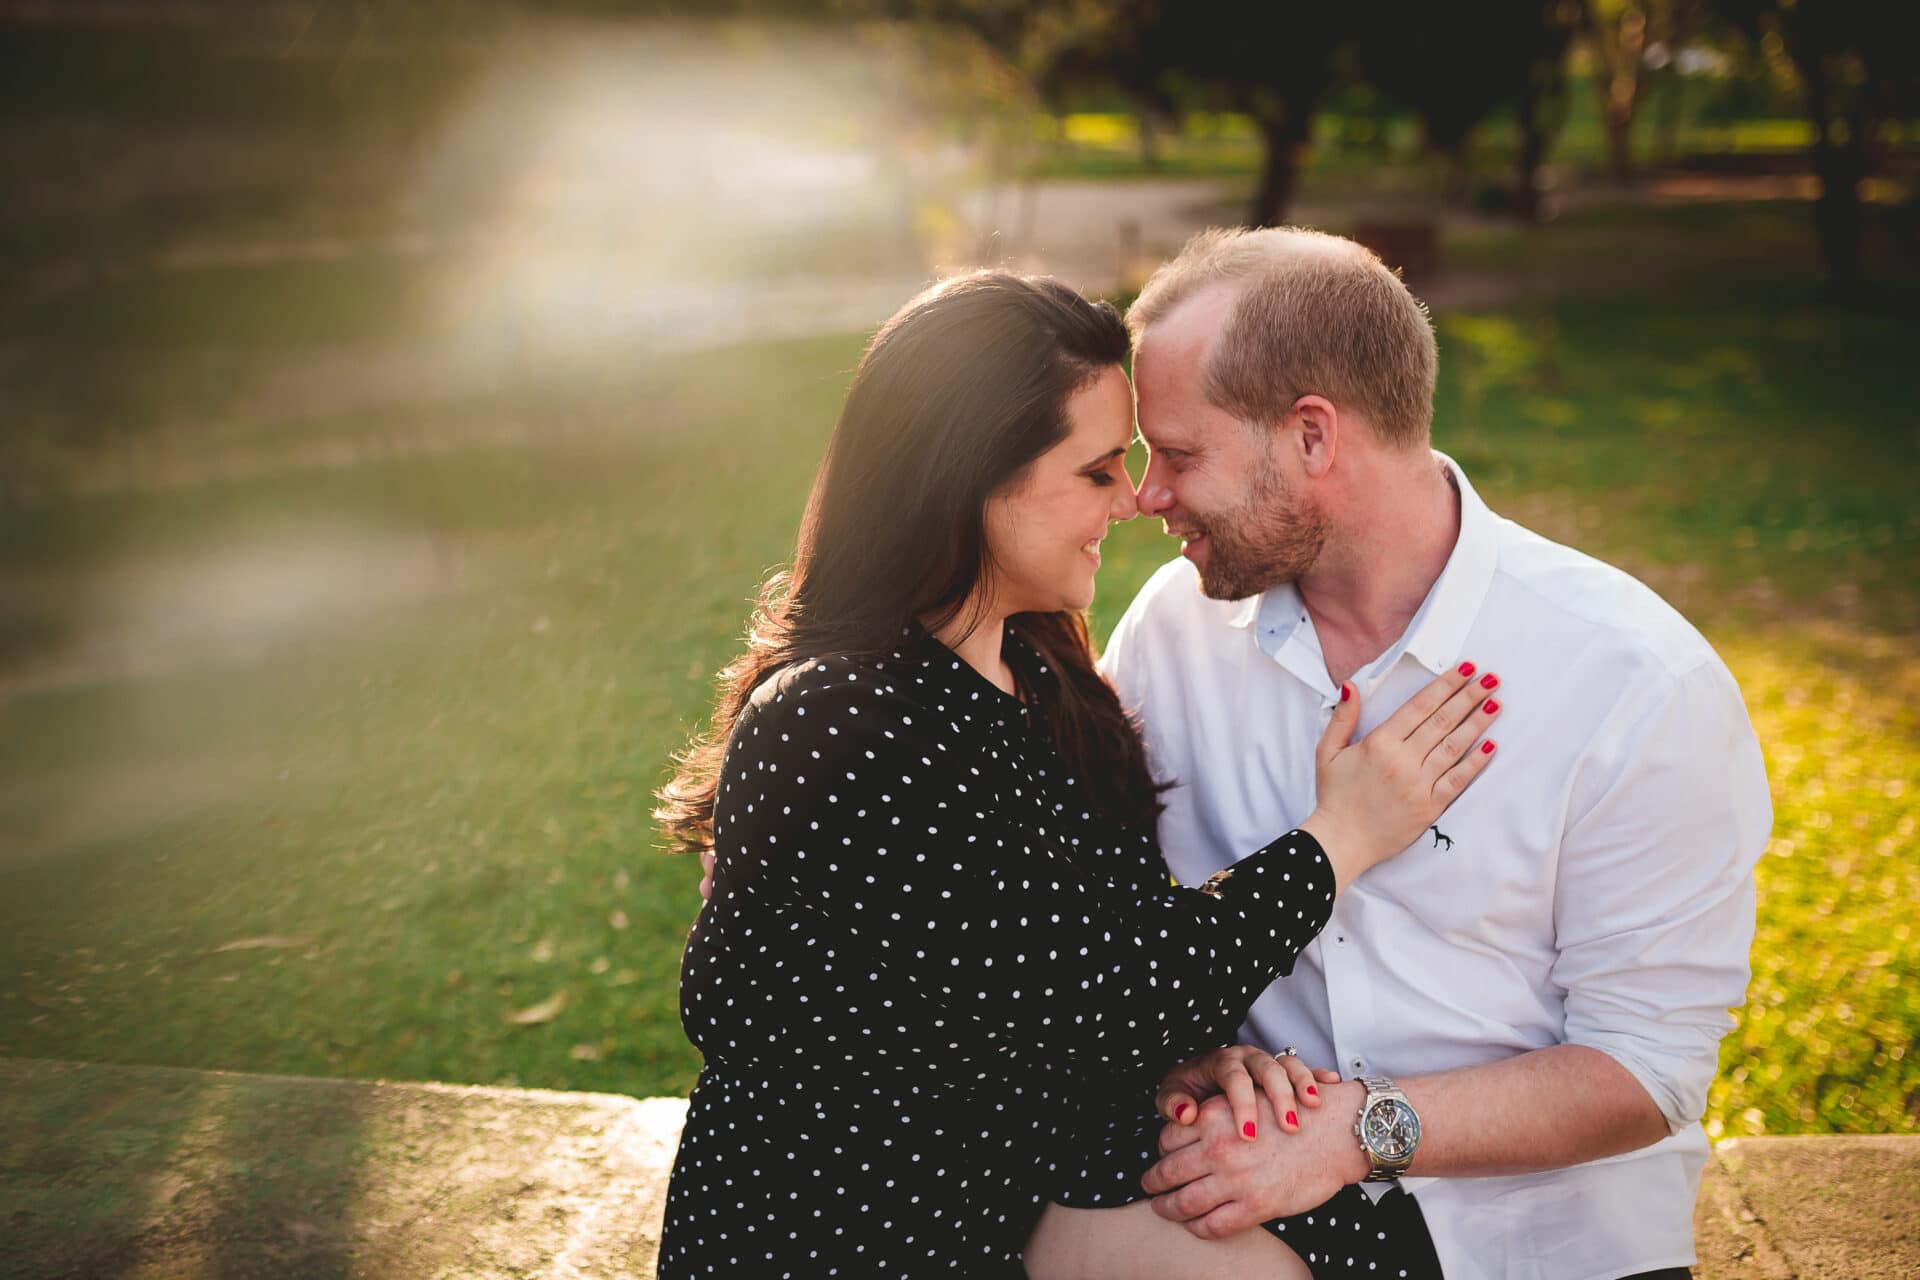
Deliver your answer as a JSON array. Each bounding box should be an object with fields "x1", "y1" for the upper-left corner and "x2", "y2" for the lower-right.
[{"x1": 1429, "y1": 825, "x2": 1453, "y2": 851}]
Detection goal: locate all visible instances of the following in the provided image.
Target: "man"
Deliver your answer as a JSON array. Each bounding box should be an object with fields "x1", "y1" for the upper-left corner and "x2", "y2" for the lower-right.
[{"x1": 1099, "y1": 227, "x2": 1771, "y2": 1279}]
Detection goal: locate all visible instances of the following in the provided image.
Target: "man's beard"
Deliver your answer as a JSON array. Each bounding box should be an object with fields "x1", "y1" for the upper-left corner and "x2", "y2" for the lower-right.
[{"x1": 1189, "y1": 453, "x2": 1329, "y2": 601}]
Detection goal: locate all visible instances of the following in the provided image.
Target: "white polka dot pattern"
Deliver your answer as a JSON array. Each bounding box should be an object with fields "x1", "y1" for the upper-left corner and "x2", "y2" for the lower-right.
[{"x1": 658, "y1": 626, "x2": 1337, "y2": 1277}]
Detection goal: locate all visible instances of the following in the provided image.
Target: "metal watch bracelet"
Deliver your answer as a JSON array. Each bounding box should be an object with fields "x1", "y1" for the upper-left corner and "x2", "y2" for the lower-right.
[{"x1": 1354, "y1": 1074, "x2": 1420, "y2": 1183}]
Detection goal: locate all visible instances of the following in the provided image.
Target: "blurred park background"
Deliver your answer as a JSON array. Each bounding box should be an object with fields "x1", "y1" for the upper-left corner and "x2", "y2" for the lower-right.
[{"x1": 0, "y1": 0, "x2": 1914, "y2": 1151}]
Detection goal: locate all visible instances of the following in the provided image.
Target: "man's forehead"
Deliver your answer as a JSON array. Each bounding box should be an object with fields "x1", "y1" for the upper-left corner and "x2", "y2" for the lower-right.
[{"x1": 1136, "y1": 281, "x2": 1239, "y2": 374}]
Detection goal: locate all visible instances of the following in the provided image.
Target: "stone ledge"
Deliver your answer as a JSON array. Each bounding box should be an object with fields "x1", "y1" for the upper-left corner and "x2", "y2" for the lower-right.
[
  {"x1": 4, "y1": 1057, "x2": 1915, "y2": 1278},
  {"x1": 1694, "y1": 1134, "x2": 1920, "y2": 1279},
  {"x1": 0, "y1": 1057, "x2": 687, "y2": 1279}
]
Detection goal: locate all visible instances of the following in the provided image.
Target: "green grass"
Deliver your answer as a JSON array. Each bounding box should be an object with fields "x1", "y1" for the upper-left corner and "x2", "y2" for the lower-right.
[
  {"x1": 1, "y1": 203, "x2": 1917, "y2": 1141},
  {"x1": 0, "y1": 335, "x2": 867, "y2": 1097},
  {"x1": 1417, "y1": 275, "x2": 1920, "y2": 1138}
]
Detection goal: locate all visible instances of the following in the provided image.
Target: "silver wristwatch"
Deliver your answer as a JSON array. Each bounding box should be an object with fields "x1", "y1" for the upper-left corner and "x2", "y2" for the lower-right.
[{"x1": 1353, "y1": 1075, "x2": 1421, "y2": 1182}]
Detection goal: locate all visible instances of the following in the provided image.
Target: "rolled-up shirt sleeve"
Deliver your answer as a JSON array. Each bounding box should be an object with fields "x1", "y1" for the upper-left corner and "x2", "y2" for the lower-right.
[{"x1": 1551, "y1": 656, "x2": 1772, "y2": 1134}]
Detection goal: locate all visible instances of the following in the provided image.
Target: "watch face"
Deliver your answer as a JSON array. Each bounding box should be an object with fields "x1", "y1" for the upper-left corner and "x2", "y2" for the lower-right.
[{"x1": 1363, "y1": 1098, "x2": 1421, "y2": 1161}]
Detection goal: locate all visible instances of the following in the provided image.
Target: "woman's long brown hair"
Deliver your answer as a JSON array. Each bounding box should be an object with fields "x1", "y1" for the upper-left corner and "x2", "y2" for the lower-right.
[{"x1": 656, "y1": 271, "x2": 1165, "y2": 854}]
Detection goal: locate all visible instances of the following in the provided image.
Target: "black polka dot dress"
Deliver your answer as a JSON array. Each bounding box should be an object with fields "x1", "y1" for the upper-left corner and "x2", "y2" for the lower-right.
[{"x1": 658, "y1": 625, "x2": 1338, "y2": 1278}]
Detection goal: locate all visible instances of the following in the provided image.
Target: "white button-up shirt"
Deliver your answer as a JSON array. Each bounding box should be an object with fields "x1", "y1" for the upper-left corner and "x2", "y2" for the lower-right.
[{"x1": 1101, "y1": 454, "x2": 1771, "y2": 1280}]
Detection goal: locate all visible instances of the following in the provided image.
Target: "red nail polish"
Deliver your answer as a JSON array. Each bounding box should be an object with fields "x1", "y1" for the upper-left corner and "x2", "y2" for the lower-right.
[
  {"x1": 1481, "y1": 739, "x2": 1497, "y2": 754},
  {"x1": 1480, "y1": 673, "x2": 1499, "y2": 689},
  {"x1": 1340, "y1": 684, "x2": 1351, "y2": 703},
  {"x1": 1482, "y1": 698, "x2": 1499, "y2": 714},
  {"x1": 1306, "y1": 1085, "x2": 1318, "y2": 1097},
  {"x1": 1243, "y1": 1121, "x2": 1256, "y2": 1138},
  {"x1": 1285, "y1": 1110, "x2": 1298, "y2": 1127},
  {"x1": 1457, "y1": 662, "x2": 1475, "y2": 677},
  {"x1": 1176, "y1": 1103, "x2": 1191, "y2": 1120}
]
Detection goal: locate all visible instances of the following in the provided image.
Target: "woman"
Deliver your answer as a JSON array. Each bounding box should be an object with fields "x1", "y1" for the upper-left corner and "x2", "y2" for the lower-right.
[{"x1": 654, "y1": 272, "x2": 1499, "y2": 1278}]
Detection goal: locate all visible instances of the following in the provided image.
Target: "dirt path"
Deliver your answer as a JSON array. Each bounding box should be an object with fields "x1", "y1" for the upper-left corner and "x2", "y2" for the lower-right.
[{"x1": 955, "y1": 170, "x2": 1824, "y2": 300}]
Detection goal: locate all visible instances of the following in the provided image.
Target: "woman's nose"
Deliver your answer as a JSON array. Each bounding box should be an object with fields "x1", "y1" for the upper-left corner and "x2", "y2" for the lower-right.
[{"x1": 1109, "y1": 477, "x2": 1139, "y2": 522}]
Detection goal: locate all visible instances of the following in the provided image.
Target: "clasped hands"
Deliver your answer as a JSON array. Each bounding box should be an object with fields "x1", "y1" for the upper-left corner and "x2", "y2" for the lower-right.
[{"x1": 1142, "y1": 1044, "x2": 1370, "y2": 1239}]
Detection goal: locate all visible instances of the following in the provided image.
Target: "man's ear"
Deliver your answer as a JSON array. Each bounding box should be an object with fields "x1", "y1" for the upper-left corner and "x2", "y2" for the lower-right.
[{"x1": 1291, "y1": 395, "x2": 1338, "y2": 478}]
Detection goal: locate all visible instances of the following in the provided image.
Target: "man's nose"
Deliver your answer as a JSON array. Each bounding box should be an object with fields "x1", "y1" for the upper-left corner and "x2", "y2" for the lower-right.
[{"x1": 1136, "y1": 457, "x2": 1175, "y2": 518}]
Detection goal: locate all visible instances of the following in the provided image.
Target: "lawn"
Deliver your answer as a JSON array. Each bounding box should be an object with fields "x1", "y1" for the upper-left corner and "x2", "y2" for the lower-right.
[{"x1": 0, "y1": 201, "x2": 1915, "y2": 1141}]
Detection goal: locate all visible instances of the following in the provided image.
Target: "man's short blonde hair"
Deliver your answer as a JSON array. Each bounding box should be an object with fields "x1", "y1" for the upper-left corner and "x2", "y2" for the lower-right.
[{"x1": 1127, "y1": 227, "x2": 1438, "y2": 450}]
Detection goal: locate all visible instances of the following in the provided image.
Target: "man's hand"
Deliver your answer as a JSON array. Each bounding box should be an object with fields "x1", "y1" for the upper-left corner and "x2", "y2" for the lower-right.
[
  {"x1": 698, "y1": 849, "x2": 715, "y2": 901},
  {"x1": 1145, "y1": 1044, "x2": 1670, "y2": 1236},
  {"x1": 1141, "y1": 1082, "x2": 1369, "y2": 1238}
]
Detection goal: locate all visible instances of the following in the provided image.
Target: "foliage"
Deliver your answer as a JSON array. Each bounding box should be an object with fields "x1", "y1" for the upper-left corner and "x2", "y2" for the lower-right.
[
  {"x1": 1708, "y1": 0, "x2": 1920, "y2": 288},
  {"x1": 1356, "y1": 0, "x2": 1580, "y2": 215},
  {"x1": 868, "y1": 0, "x2": 1351, "y2": 224},
  {"x1": 1579, "y1": 0, "x2": 1696, "y2": 180}
]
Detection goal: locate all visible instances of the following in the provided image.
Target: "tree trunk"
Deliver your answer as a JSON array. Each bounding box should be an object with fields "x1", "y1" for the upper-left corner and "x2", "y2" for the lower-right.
[
  {"x1": 1811, "y1": 128, "x2": 1867, "y2": 295},
  {"x1": 1138, "y1": 111, "x2": 1161, "y2": 171},
  {"x1": 1588, "y1": 2, "x2": 1646, "y2": 184},
  {"x1": 1442, "y1": 143, "x2": 1472, "y2": 208},
  {"x1": 1799, "y1": 54, "x2": 1866, "y2": 294},
  {"x1": 1249, "y1": 109, "x2": 1310, "y2": 227},
  {"x1": 1652, "y1": 63, "x2": 1685, "y2": 165},
  {"x1": 1515, "y1": 92, "x2": 1547, "y2": 222},
  {"x1": 1653, "y1": 0, "x2": 1701, "y2": 165},
  {"x1": 1514, "y1": 52, "x2": 1551, "y2": 223},
  {"x1": 1511, "y1": 26, "x2": 1575, "y2": 224},
  {"x1": 1601, "y1": 109, "x2": 1635, "y2": 184}
]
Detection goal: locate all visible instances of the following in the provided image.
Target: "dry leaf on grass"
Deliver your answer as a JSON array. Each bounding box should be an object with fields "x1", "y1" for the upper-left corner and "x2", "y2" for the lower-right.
[
  {"x1": 505, "y1": 989, "x2": 568, "y2": 1026},
  {"x1": 210, "y1": 935, "x2": 315, "y2": 954}
]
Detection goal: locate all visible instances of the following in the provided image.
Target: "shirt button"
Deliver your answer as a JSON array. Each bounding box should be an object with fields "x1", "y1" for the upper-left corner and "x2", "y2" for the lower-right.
[
  {"x1": 1334, "y1": 934, "x2": 1347, "y2": 945},
  {"x1": 1352, "y1": 1058, "x2": 1367, "y2": 1073}
]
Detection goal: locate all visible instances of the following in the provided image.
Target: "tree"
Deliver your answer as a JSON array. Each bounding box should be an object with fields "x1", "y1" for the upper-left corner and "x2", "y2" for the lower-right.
[
  {"x1": 1207, "y1": 6, "x2": 1349, "y2": 227},
  {"x1": 1359, "y1": 8, "x2": 1515, "y2": 201},
  {"x1": 1513, "y1": 2, "x2": 1583, "y2": 221},
  {"x1": 1359, "y1": 1, "x2": 1580, "y2": 220},
  {"x1": 1584, "y1": 0, "x2": 1651, "y2": 182},
  {"x1": 1644, "y1": 0, "x2": 1706, "y2": 165},
  {"x1": 1584, "y1": 0, "x2": 1717, "y2": 183},
  {"x1": 1713, "y1": 0, "x2": 1920, "y2": 291},
  {"x1": 896, "y1": 0, "x2": 1351, "y2": 226},
  {"x1": 1039, "y1": 1, "x2": 1350, "y2": 226}
]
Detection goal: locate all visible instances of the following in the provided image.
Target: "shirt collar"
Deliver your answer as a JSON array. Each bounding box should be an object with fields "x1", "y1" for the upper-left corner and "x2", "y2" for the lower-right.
[
  {"x1": 1223, "y1": 451, "x2": 1500, "y2": 677},
  {"x1": 1400, "y1": 452, "x2": 1499, "y2": 674}
]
